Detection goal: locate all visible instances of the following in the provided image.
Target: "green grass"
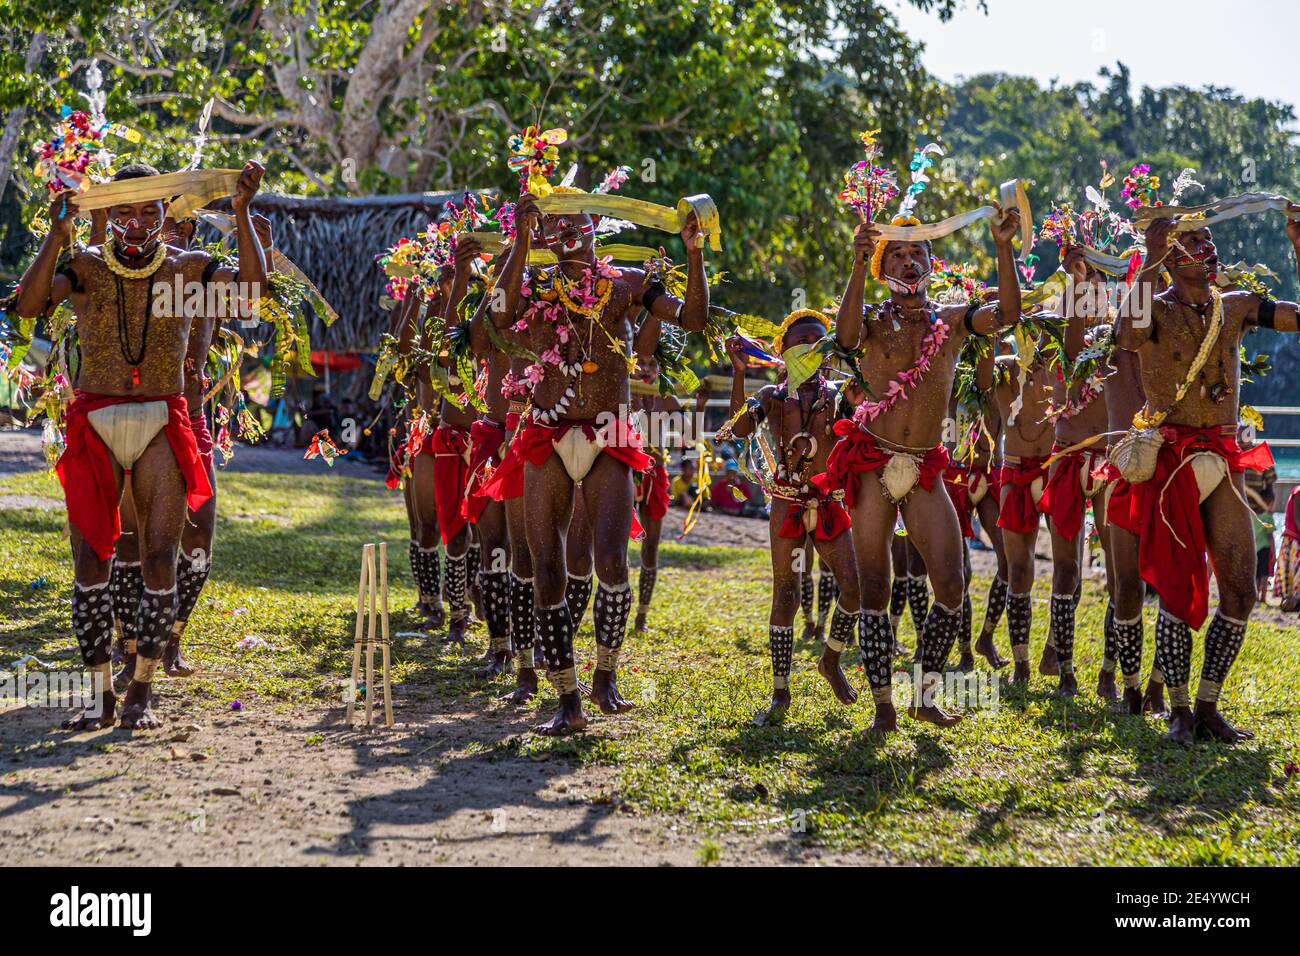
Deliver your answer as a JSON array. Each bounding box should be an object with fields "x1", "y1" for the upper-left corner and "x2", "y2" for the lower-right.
[{"x1": 4, "y1": 464, "x2": 1300, "y2": 864}]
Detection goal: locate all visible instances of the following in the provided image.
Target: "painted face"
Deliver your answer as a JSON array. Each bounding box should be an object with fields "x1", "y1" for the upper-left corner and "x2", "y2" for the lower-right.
[
  {"x1": 108, "y1": 200, "x2": 166, "y2": 257},
  {"x1": 162, "y1": 217, "x2": 194, "y2": 250},
  {"x1": 1170, "y1": 226, "x2": 1217, "y2": 281},
  {"x1": 636, "y1": 353, "x2": 661, "y2": 383},
  {"x1": 540, "y1": 212, "x2": 595, "y2": 256},
  {"x1": 882, "y1": 241, "x2": 932, "y2": 295}
]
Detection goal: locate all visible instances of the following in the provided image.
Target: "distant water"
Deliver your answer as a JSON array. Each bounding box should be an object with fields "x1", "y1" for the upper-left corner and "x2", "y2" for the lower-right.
[{"x1": 1273, "y1": 447, "x2": 1300, "y2": 481}]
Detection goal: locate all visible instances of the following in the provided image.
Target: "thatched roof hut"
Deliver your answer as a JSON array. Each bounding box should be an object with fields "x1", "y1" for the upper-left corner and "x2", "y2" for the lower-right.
[{"x1": 200, "y1": 190, "x2": 476, "y2": 352}]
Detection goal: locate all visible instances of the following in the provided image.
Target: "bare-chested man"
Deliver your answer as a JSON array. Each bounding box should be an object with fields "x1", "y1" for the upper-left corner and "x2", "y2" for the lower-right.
[
  {"x1": 831, "y1": 204, "x2": 1022, "y2": 734},
  {"x1": 723, "y1": 319, "x2": 863, "y2": 724},
  {"x1": 1110, "y1": 209, "x2": 1300, "y2": 744},
  {"x1": 486, "y1": 191, "x2": 708, "y2": 734},
  {"x1": 111, "y1": 213, "x2": 276, "y2": 687},
  {"x1": 18, "y1": 161, "x2": 265, "y2": 729}
]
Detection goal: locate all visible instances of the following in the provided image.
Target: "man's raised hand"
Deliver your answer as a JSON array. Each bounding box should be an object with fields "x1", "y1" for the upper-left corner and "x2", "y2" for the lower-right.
[
  {"x1": 725, "y1": 335, "x2": 748, "y2": 370},
  {"x1": 852, "y1": 219, "x2": 879, "y2": 265},
  {"x1": 1143, "y1": 216, "x2": 1176, "y2": 263},
  {"x1": 514, "y1": 193, "x2": 541, "y2": 241},
  {"x1": 990, "y1": 201, "x2": 1020, "y2": 247},
  {"x1": 48, "y1": 190, "x2": 78, "y2": 240},
  {"x1": 680, "y1": 211, "x2": 703, "y2": 252},
  {"x1": 232, "y1": 161, "x2": 264, "y2": 214},
  {"x1": 1285, "y1": 202, "x2": 1300, "y2": 248}
]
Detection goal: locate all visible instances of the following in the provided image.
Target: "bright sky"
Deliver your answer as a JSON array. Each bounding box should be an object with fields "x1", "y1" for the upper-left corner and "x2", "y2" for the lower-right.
[{"x1": 886, "y1": 0, "x2": 1299, "y2": 111}]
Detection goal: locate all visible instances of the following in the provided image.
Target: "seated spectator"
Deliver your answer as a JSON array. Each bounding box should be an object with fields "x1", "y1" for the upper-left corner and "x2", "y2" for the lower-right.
[
  {"x1": 670, "y1": 457, "x2": 699, "y2": 507},
  {"x1": 710, "y1": 459, "x2": 750, "y2": 515}
]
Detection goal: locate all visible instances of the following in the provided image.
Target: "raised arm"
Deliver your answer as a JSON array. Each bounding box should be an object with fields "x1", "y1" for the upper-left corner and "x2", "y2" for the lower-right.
[
  {"x1": 970, "y1": 204, "x2": 1023, "y2": 335},
  {"x1": 15, "y1": 192, "x2": 77, "y2": 319},
  {"x1": 441, "y1": 238, "x2": 483, "y2": 328},
  {"x1": 1246, "y1": 205, "x2": 1300, "y2": 333},
  {"x1": 836, "y1": 220, "x2": 877, "y2": 350},
  {"x1": 1116, "y1": 217, "x2": 1173, "y2": 351},
  {"x1": 227, "y1": 162, "x2": 266, "y2": 317},
  {"x1": 489, "y1": 194, "x2": 538, "y2": 329}
]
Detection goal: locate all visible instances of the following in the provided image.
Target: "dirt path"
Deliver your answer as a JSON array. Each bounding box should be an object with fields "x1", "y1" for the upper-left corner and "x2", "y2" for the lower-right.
[{"x1": 0, "y1": 693, "x2": 861, "y2": 866}]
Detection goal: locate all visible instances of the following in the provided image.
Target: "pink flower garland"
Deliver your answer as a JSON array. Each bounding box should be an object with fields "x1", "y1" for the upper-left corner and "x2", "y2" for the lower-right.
[{"x1": 852, "y1": 318, "x2": 950, "y2": 425}]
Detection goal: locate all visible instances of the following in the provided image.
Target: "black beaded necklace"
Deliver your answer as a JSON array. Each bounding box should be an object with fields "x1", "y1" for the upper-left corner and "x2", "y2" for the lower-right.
[{"x1": 113, "y1": 274, "x2": 151, "y2": 388}]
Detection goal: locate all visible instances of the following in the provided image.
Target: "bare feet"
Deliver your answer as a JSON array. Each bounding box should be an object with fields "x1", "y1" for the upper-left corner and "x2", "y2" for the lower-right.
[
  {"x1": 113, "y1": 652, "x2": 136, "y2": 692},
  {"x1": 800, "y1": 621, "x2": 816, "y2": 644},
  {"x1": 441, "y1": 617, "x2": 467, "y2": 646},
  {"x1": 1038, "y1": 642, "x2": 1059, "y2": 676},
  {"x1": 590, "y1": 669, "x2": 636, "y2": 715},
  {"x1": 1010, "y1": 661, "x2": 1030, "y2": 685},
  {"x1": 500, "y1": 667, "x2": 538, "y2": 704},
  {"x1": 1122, "y1": 687, "x2": 1143, "y2": 715},
  {"x1": 163, "y1": 636, "x2": 195, "y2": 677},
  {"x1": 1193, "y1": 701, "x2": 1254, "y2": 742},
  {"x1": 422, "y1": 602, "x2": 446, "y2": 629},
  {"x1": 111, "y1": 638, "x2": 125, "y2": 667},
  {"x1": 975, "y1": 631, "x2": 1009, "y2": 669},
  {"x1": 1096, "y1": 669, "x2": 1119, "y2": 700},
  {"x1": 956, "y1": 649, "x2": 975, "y2": 671},
  {"x1": 1057, "y1": 671, "x2": 1078, "y2": 696},
  {"x1": 117, "y1": 681, "x2": 162, "y2": 730},
  {"x1": 534, "y1": 691, "x2": 587, "y2": 735},
  {"x1": 1163, "y1": 705, "x2": 1194, "y2": 746},
  {"x1": 868, "y1": 701, "x2": 898, "y2": 736},
  {"x1": 633, "y1": 610, "x2": 648, "y2": 633},
  {"x1": 908, "y1": 702, "x2": 963, "y2": 727},
  {"x1": 62, "y1": 691, "x2": 117, "y2": 730},
  {"x1": 816, "y1": 649, "x2": 859, "y2": 705},
  {"x1": 1142, "y1": 680, "x2": 1167, "y2": 716},
  {"x1": 473, "y1": 651, "x2": 513, "y2": 680},
  {"x1": 753, "y1": 690, "x2": 790, "y2": 726}
]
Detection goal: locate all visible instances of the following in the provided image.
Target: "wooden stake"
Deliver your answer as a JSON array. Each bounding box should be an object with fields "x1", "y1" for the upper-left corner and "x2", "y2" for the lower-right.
[
  {"x1": 365, "y1": 543, "x2": 377, "y2": 726},
  {"x1": 346, "y1": 543, "x2": 369, "y2": 724},
  {"x1": 379, "y1": 542, "x2": 393, "y2": 727}
]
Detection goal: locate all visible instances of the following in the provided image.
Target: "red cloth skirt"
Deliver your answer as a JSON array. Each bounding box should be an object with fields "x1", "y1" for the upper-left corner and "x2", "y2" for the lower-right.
[
  {"x1": 1109, "y1": 424, "x2": 1272, "y2": 628},
  {"x1": 57, "y1": 392, "x2": 213, "y2": 561},
  {"x1": 942, "y1": 462, "x2": 974, "y2": 539},
  {"x1": 776, "y1": 472, "x2": 852, "y2": 541},
  {"x1": 996, "y1": 455, "x2": 1049, "y2": 534},
  {"x1": 462, "y1": 418, "x2": 508, "y2": 523},
  {"x1": 428, "y1": 423, "x2": 471, "y2": 544},
  {"x1": 1038, "y1": 443, "x2": 1106, "y2": 541},
  {"x1": 825, "y1": 419, "x2": 949, "y2": 511},
  {"x1": 636, "y1": 455, "x2": 671, "y2": 522}
]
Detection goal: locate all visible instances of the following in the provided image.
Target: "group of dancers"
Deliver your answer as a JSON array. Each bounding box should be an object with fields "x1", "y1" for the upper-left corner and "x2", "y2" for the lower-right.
[{"x1": 17, "y1": 124, "x2": 1300, "y2": 745}]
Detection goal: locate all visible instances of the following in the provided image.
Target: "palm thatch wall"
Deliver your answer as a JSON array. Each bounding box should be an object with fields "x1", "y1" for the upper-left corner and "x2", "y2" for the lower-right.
[{"x1": 198, "y1": 190, "x2": 476, "y2": 352}]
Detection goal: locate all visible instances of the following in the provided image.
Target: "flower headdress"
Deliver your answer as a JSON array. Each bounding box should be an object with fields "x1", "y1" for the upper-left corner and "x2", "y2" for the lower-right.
[
  {"x1": 847, "y1": 136, "x2": 945, "y2": 293},
  {"x1": 507, "y1": 126, "x2": 567, "y2": 197},
  {"x1": 838, "y1": 130, "x2": 899, "y2": 222},
  {"x1": 929, "y1": 258, "x2": 987, "y2": 305}
]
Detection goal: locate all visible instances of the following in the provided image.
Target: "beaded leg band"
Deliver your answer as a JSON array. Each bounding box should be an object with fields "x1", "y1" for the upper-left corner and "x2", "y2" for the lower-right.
[
  {"x1": 637, "y1": 565, "x2": 658, "y2": 616},
  {"x1": 858, "y1": 609, "x2": 894, "y2": 698},
  {"x1": 889, "y1": 577, "x2": 909, "y2": 630},
  {"x1": 1007, "y1": 590, "x2": 1032, "y2": 660},
  {"x1": 444, "y1": 551, "x2": 469, "y2": 621},
  {"x1": 536, "y1": 602, "x2": 576, "y2": 693},
  {"x1": 414, "y1": 545, "x2": 442, "y2": 608},
  {"x1": 566, "y1": 572, "x2": 594, "y2": 631},
  {"x1": 593, "y1": 580, "x2": 633, "y2": 671},
  {"x1": 136, "y1": 586, "x2": 178, "y2": 672},
  {"x1": 799, "y1": 572, "x2": 814, "y2": 627},
  {"x1": 1050, "y1": 593, "x2": 1077, "y2": 674},
  {"x1": 907, "y1": 576, "x2": 930, "y2": 632},
  {"x1": 816, "y1": 571, "x2": 839, "y2": 630},
  {"x1": 110, "y1": 560, "x2": 143, "y2": 648},
  {"x1": 769, "y1": 624, "x2": 794, "y2": 690},
  {"x1": 1199, "y1": 612, "x2": 1247, "y2": 702},
  {"x1": 1154, "y1": 607, "x2": 1193, "y2": 706},
  {"x1": 1113, "y1": 613, "x2": 1144, "y2": 688},
  {"x1": 176, "y1": 551, "x2": 211, "y2": 625},
  {"x1": 920, "y1": 601, "x2": 962, "y2": 676},
  {"x1": 1100, "y1": 601, "x2": 1117, "y2": 675},
  {"x1": 824, "y1": 601, "x2": 857, "y2": 653},
  {"x1": 73, "y1": 580, "x2": 115, "y2": 667},
  {"x1": 980, "y1": 576, "x2": 1008, "y2": 638},
  {"x1": 480, "y1": 570, "x2": 510, "y2": 652},
  {"x1": 509, "y1": 573, "x2": 535, "y2": 668}
]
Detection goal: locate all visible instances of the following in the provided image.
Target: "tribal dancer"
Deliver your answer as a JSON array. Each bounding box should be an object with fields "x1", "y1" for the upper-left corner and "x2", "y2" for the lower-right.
[
  {"x1": 390, "y1": 268, "x2": 449, "y2": 631},
  {"x1": 1035, "y1": 247, "x2": 1114, "y2": 695},
  {"x1": 1110, "y1": 209, "x2": 1300, "y2": 743},
  {"x1": 18, "y1": 161, "x2": 265, "y2": 729},
  {"x1": 831, "y1": 197, "x2": 1023, "y2": 735},
  {"x1": 952, "y1": 343, "x2": 1011, "y2": 670},
  {"x1": 630, "y1": 361, "x2": 678, "y2": 633},
  {"x1": 722, "y1": 315, "x2": 862, "y2": 724},
  {"x1": 486, "y1": 188, "x2": 709, "y2": 734},
  {"x1": 111, "y1": 212, "x2": 277, "y2": 687},
  {"x1": 986, "y1": 324, "x2": 1058, "y2": 685}
]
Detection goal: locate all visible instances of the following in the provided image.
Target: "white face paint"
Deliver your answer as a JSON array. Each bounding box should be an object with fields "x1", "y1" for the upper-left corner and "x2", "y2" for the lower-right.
[{"x1": 108, "y1": 216, "x2": 163, "y2": 256}]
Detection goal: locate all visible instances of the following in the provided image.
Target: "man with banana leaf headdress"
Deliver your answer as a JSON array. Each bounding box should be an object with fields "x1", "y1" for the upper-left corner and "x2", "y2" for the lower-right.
[
  {"x1": 830, "y1": 135, "x2": 1024, "y2": 736},
  {"x1": 481, "y1": 125, "x2": 711, "y2": 735},
  {"x1": 1109, "y1": 192, "x2": 1300, "y2": 745},
  {"x1": 16, "y1": 160, "x2": 266, "y2": 731}
]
